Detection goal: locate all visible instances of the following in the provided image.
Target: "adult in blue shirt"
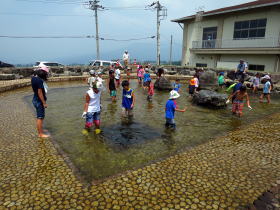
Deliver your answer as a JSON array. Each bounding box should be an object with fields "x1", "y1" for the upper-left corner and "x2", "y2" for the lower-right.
[
  {"x1": 31, "y1": 66, "x2": 49, "y2": 138},
  {"x1": 235, "y1": 59, "x2": 248, "y2": 80}
]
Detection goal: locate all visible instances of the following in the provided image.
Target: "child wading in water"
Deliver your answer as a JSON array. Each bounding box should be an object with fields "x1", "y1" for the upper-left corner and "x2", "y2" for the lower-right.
[
  {"x1": 218, "y1": 72, "x2": 225, "y2": 88},
  {"x1": 173, "y1": 79, "x2": 182, "y2": 92},
  {"x1": 137, "y1": 65, "x2": 144, "y2": 85},
  {"x1": 82, "y1": 82, "x2": 102, "y2": 134},
  {"x1": 147, "y1": 80, "x2": 154, "y2": 101},
  {"x1": 188, "y1": 74, "x2": 199, "y2": 96},
  {"x1": 252, "y1": 73, "x2": 260, "y2": 94},
  {"x1": 227, "y1": 85, "x2": 252, "y2": 117},
  {"x1": 122, "y1": 80, "x2": 135, "y2": 117},
  {"x1": 260, "y1": 75, "x2": 272, "y2": 103},
  {"x1": 108, "y1": 70, "x2": 117, "y2": 102},
  {"x1": 165, "y1": 90, "x2": 186, "y2": 129},
  {"x1": 143, "y1": 69, "x2": 151, "y2": 90}
]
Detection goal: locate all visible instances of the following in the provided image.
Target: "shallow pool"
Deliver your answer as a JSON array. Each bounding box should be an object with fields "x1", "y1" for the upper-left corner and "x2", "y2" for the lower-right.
[{"x1": 27, "y1": 80, "x2": 280, "y2": 182}]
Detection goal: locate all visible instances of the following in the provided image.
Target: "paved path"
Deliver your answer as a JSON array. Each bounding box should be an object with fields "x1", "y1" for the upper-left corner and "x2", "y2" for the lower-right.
[{"x1": 0, "y1": 87, "x2": 279, "y2": 209}]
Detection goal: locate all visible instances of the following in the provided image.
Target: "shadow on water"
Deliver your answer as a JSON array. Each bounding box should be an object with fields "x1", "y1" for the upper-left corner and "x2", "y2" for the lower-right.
[
  {"x1": 24, "y1": 81, "x2": 280, "y2": 182},
  {"x1": 102, "y1": 121, "x2": 162, "y2": 151}
]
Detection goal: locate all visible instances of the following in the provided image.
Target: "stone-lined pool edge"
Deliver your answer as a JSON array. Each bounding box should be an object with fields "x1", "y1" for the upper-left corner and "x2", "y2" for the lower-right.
[{"x1": 0, "y1": 79, "x2": 279, "y2": 209}]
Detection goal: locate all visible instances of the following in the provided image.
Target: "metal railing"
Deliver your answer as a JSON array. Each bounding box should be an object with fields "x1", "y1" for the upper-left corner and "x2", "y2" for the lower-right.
[{"x1": 192, "y1": 37, "x2": 280, "y2": 49}]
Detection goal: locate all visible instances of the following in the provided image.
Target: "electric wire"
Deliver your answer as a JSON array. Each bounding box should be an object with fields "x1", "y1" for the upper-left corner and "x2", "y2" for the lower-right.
[{"x1": 0, "y1": 35, "x2": 156, "y2": 41}]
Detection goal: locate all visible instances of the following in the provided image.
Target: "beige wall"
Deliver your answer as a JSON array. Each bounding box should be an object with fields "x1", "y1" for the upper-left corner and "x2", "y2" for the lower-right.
[
  {"x1": 181, "y1": 6, "x2": 280, "y2": 72},
  {"x1": 218, "y1": 54, "x2": 277, "y2": 72}
]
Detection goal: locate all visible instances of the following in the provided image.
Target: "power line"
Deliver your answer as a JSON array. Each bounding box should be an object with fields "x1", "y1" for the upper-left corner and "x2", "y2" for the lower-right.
[
  {"x1": 0, "y1": 35, "x2": 95, "y2": 38},
  {"x1": 15, "y1": 0, "x2": 84, "y2": 4},
  {"x1": 0, "y1": 35, "x2": 156, "y2": 41},
  {"x1": 0, "y1": 12, "x2": 92, "y2": 17},
  {"x1": 100, "y1": 36, "x2": 155, "y2": 41}
]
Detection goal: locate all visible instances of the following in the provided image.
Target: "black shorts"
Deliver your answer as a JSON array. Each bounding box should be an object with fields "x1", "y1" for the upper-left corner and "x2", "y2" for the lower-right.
[
  {"x1": 143, "y1": 81, "x2": 150, "y2": 87},
  {"x1": 263, "y1": 93, "x2": 270, "y2": 96},
  {"x1": 189, "y1": 85, "x2": 195, "y2": 94}
]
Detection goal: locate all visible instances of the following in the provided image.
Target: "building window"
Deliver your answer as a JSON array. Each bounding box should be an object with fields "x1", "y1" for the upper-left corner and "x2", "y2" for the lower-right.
[
  {"x1": 202, "y1": 27, "x2": 217, "y2": 48},
  {"x1": 233, "y1": 18, "x2": 267, "y2": 39},
  {"x1": 196, "y1": 63, "x2": 207, "y2": 67},
  {"x1": 248, "y1": 64, "x2": 265, "y2": 71}
]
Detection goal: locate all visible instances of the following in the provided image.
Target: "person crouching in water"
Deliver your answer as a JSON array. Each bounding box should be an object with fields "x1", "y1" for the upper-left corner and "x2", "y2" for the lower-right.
[
  {"x1": 227, "y1": 85, "x2": 252, "y2": 117},
  {"x1": 82, "y1": 82, "x2": 102, "y2": 134},
  {"x1": 32, "y1": 66, "x2": 50, "y2": 138},
  {"x1": 147, "y1": 80, "x2": 154, "y2": 102},
  {"x1": 165, "y1": 90, "x2": 186, "y2": 129},
  {"x1": 122, "y1": 80, "x2": 135, "y2": 117}
]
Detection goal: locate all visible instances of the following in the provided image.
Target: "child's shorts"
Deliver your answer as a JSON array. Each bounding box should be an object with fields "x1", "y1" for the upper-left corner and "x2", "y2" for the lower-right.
[
  {"x1": 122, "y1": 107, "x2": 133, "y2": 116},
  {"x1": 115, "y1": 79, "x2": 120, "y2": 85},
  {"x1": 110, "y1": 90, "x2": 116, "y2": 97},
  {"x1": 86, "y1": 112, "x2": 101, "y2": 128},
  {"x1": 232, "y1": 100, "x2": 244, "y2": 114},
  {"x1": 165, "y1": 118, "x2": 176, "y2": 129},
  {"x1": 189, "y1": 85, "x2": 195, "y2": 95},
  {"x1": 138, "y1": 77, "x2": 143, "y2": 81},
  {"x1": 32, "y1": 98, "x2": 45, "y2": 119},
  {"x1": 143, "y1": 81, "x2": 150, "y2": 87}
]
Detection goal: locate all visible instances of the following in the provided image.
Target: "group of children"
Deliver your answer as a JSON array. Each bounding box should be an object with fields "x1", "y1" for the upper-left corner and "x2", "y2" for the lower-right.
[
  {"x1": 222, "y1": 73, "x2": 272, "y2": 117},
  {"x1": 83, "y1": 66, "x2": 157, "y2": 134},
  {"x1": 83, "y1": 67, "x2": 273, "y2": 134}
]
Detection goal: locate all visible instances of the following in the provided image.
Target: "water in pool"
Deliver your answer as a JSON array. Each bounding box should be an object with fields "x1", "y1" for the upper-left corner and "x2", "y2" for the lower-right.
[{"x1": 29, "y1": 81, "x2": 280, "y2": 182}]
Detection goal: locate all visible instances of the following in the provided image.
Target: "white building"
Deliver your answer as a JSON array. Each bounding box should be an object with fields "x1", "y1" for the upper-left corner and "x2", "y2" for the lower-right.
[{"x1": 172, "y1": 0, "x2": 280, "y2": 72}]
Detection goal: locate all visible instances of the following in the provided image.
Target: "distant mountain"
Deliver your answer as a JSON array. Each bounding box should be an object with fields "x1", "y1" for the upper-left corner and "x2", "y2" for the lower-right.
[{"x1": 58, "y1": 41, "x2": 181, "y2": 65}]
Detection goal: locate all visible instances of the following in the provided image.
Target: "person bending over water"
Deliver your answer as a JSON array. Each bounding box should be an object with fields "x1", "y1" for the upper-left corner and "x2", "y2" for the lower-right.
[
  {"x1": 31, "y1": 66, "x2": 50, "y2": 138},
  {"x1": 227, "y1": 85, "x2": 252, "y2": 117}
]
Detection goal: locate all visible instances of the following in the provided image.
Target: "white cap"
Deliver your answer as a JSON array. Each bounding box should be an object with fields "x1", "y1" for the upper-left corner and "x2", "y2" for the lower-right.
[
  {"x1": 264, "y1": 75, "x2": 270, "y2": 80},
  {"x1": 169, "y1": 90, "x2": 180, "y2": 99},
  {"x1": 89, "y1": 70, "x2": 95, "y2": 75}
]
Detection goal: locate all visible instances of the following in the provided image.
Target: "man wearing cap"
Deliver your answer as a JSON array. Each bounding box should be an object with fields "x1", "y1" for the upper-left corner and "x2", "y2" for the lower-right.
[
  {"x1": 235, "y1": 60, "x2": 248, "y2": 80},
  {"x1": 123, "y1": 50, "x2": 130, "y2": 68},
  {"x1": 31, "y1": 66, "x2": 50, "y2": 138}
]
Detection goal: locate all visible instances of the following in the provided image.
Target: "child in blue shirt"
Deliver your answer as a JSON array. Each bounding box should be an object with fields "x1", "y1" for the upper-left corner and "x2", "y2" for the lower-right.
[
  {"x1": 173, "y1": 79, "x2": 182, "y2": 92},
  {"x1": 260, "y1": 75, "x2": 272, "y2": 104},
  {"x1": 165, "y1": 90, "x2": 186, "y2": 129},
  {"x1": 143, "y1": 69, "x2": 151, "y2": 90},
  {"x1": 121, "y1": 80, "x2": 135, "y2": 117}
]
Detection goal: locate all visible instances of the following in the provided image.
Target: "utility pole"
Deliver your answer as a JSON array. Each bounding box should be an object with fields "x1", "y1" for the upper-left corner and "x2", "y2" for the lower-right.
[
  {"x1": 156, "y1": 1, "x2": 160, "y2": 66},
  {"x1": 169, "y1": 35, "x2": 173, "y2": 65},
  {"x1": 88, "y1": 0, "x2": 104, "y2": 60},
  {"x1": 148, "y1": 1, "x2": 167, "y2": 66}
]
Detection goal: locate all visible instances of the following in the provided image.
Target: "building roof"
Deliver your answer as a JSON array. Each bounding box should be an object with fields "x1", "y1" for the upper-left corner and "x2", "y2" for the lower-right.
[{"x1": 172, "y1": 0, "x2": 280, "y2": 23}]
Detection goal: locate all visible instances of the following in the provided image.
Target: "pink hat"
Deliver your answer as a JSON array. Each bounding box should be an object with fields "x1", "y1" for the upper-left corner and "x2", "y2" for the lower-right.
[{"x1": 38, "y1": 64, "x2": 49, "y2": 73}]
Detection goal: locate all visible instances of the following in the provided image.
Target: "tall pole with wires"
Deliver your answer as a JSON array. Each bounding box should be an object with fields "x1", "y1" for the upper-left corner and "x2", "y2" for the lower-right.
[
  {"x1": 148, "y1": 1, "x2": 167, "y2": 66},
  {"x1": 156, "y1": 1, "x2": 160, "y2": 66},
  {"x1": 169, "y1": 35, "x2": 173, "y2": 65},
  {"x1": 88, "y1": 0, "x2": 104, "y2": 60}
]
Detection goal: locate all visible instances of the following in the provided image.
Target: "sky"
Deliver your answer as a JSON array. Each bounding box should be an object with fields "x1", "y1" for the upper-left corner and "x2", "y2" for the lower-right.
[{"x1": 0, "y1": 0, "x2": 248, "y2": 65}]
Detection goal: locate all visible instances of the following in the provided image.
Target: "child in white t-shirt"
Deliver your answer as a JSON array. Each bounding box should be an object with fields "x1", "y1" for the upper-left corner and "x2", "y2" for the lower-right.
[{"x1": 82, "y1": 82, "x2": 102, "y2": 134}]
